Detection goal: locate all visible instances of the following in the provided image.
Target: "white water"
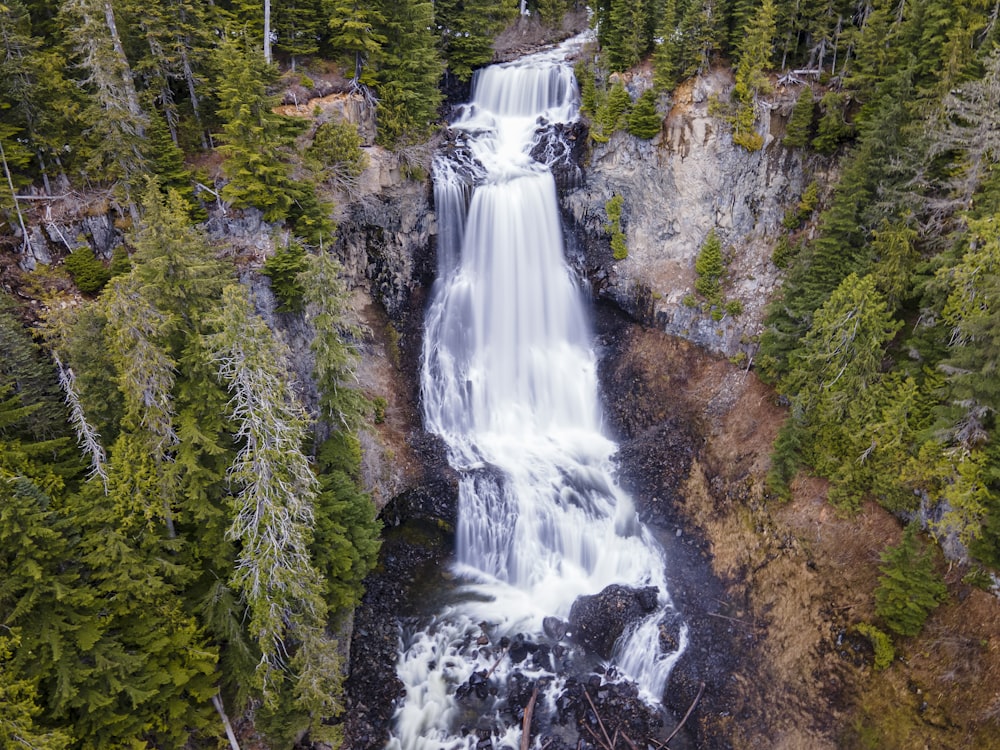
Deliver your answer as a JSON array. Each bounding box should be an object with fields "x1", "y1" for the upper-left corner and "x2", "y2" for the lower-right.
[{"x1": 389, "y1": 36, "x2": 686, "y2": 750}]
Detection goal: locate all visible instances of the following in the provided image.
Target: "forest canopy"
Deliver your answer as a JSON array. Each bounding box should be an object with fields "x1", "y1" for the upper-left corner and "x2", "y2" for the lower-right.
[{"x1": 3, "y1": 0, "x2": 1000, "y2": 746}]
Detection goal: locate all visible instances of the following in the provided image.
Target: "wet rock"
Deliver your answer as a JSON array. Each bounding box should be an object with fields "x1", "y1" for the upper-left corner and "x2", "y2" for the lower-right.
[
  {"x1": 568, "y1": 584, "x2": 660, "y2": 659},
  {"x1": 543, "y1": 616, "x2": 568, "y2": 641}
]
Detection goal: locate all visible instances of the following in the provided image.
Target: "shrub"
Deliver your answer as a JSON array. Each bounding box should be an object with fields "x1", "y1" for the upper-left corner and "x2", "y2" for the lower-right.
[
  {"x1": 64, "y1": 246, "x2": 111, "y2": 294},
  {"x1": 262, "y1": 242, "x2": 308, "y2": 312},
  {"x1": 855, "y1": 622, "x2": 895, "y2": 670}
]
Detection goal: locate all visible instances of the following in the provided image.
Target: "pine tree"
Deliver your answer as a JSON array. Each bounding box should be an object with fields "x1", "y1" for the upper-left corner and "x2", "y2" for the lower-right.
[
  {"x1": 730, "y1": 0, "x2": 775, "y2": 151},
  {"x1": 811, "y1": 90, "x2": 850, "y2": 153},
  {"x1": 935, "y1": 216, "x2": 1000, "y2": 448},
  {"x1": 435, "y1": 0, "x2": 517, "y2": 83},
  {"x1": 652, "y1": 0, "x2": 681, "y2": 91},
  {"x1": 782, "y1": 272, "x2": 901, "y2": 425},
  {"x1": 606, "y1": 0, "x2": 650, "y2": 72},
  {"x1": 676, "y1": 0, "x2": 722, "y2": 81},
  {"x1": 875, "y1": 523, "x2": 947, "y2": 637},
  {"x1": 694, "y1": 229, "x2": 724, "y2": 303},
  {"x1": 308, "y1": 118, "x2": 368, "y2": 191},
  {"x1": 273, "y1": 0, "x2": 324, "y2": 68}
]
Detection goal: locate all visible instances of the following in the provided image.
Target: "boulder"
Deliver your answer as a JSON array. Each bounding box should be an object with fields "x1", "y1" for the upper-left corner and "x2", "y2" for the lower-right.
[{"x1": 567, "y1": 584, "x2": 660, "y2": 659}]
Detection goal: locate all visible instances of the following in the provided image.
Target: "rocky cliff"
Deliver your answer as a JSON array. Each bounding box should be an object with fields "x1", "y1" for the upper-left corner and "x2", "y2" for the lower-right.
[{"x1": 565, "y1": 68, "x2": 829, "y2": 359}]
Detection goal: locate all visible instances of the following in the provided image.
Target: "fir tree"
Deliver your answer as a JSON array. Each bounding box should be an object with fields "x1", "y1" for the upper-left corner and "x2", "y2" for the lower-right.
[
  {"x1": 605, "y1": 0, "x2": 651, "y2": 72},
  {"x1": 875, "y1": 523, "x2": 947, "y2": 637},
  {"x1": 730, "y1": 0, "x2": 775, "y2": 151},
  {"x1": 204, "y1": 284, "x2": 330, "y2": 702},
  {"x1": 373, "y1": 0, "x2": 443, "y2": 147},
  {"x1": 811, "y1": 90, "x2": 851, "y2": 154},
  {"x1": 327, "y1": 0, "x2": 386, "y2": 84},
  {"x1": 435, "y1": 0, "x2": 517, "y2": 83},
  {"x1": 694, "y1": 229, "x2": 725, "y2": 303},
  {"x1": 652, "y1": 0, "x2": 681, "y2": 91},
  {"x1": 273, "y1": 0, "x2": 324, "y2": 68},
  {"x1": 60, "y1": 0, "x2": 150, "y2": 211},
  {"x1": 783, "y1": 86, "x2": 814, "y2": 148},
  {"x1": 627, "y1": 88, "x2": 662, "y2": 139},
  {"x1": 214, "y1": 34, "x2": 303, "y2": 222}
]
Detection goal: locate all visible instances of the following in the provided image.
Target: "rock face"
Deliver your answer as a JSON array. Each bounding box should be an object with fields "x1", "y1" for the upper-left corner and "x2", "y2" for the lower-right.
[
  {"x1": 568, "y1": 584, "x2": 660, "y2": 660},
  {"x1": 565, "y1": 69, "x2": 826, "y2": 357}
]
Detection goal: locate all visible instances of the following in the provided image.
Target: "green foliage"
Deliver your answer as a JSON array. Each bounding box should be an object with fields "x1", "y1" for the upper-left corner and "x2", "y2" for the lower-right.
[
  {"x1": 771, "y1": 234, "x2": 800, "y2": 269},
  {"x1": 694, "y1": 229, "x2": 724, "y2": 303},
  {"x1": 627, "y1": 89, "x2": 662, "y2": 139},
  {"x1": 875, "y1": 524, "x2": 947, "y2": 637},
  {"x1": 604, "y1": 0, "x2": 653, "y2": 72},
  {"x1": 604, "y1": 194, "x2": 628, "y2": 260},
  {"x1": 63, "y1": 245, "x2": 111, "y2": 294},
  {"x1": 854, "y1": 622, "x2": 895, "y2": 670},
  {"x1": 782, "y1": 181, "x2": 820, "y2": 230},
  {"x1": 591, "y1": 81, "x2": 632, "y2": 142},
  {"x1": 730, "y1": 0, "x2": 775, "y2": 152},
  {"x1": 724, "y1": 299, "x2": 744, "y2": 316},
  {"x1": 577, "y1": 61, "x2": 599, "y2": 118},
  {"x1": 436, "y1": 0, "x2": 517, "y2": 82},
  {"x1": 784, "y1": 87, "x2": 815, "y2": 148},
  {"x1": 108, "y1": 246, "x2": 132, "y2": 277},
  {"x1": 811, "y1": 91, "x2": 851, "y2": 154},
  {"x1": 309, "y1": 118, "x2": 368, "y2": 188},
  {"x1": 263, "y1": 241, "x2": 308, "y2": 312},
  {"x1": 214, "y1": 34, "x2": 301, "y2": 222},
  {"x1": 373, "y1": 0, "x2": 443, "y2": 148}
]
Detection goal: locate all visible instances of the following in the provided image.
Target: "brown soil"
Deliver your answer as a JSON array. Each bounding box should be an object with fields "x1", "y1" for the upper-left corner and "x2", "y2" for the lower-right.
[{"x1": 612, "y1": 323, "x2": 1000, "y2": 749}]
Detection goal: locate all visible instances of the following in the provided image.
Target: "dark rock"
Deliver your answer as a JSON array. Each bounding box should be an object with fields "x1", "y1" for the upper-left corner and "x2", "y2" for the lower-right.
[
  {"x1": 568, "y1": 584, "x2": 662, "y2": 660},
  {"x1": 543, "y1": 616, "x2": 568, "y2": 641}
]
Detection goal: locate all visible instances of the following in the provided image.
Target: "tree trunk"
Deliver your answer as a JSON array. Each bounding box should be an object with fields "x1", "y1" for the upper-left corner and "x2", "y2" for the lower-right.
[
  {"x1": 1, "y1": 140, "x2": 31, "y2": 255},
  {"x1": 264, "y1": 0, "x2": 272, "y2": 64}
]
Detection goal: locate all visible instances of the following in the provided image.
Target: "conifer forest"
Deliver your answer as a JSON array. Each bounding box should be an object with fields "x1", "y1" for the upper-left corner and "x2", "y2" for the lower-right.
[{"x1": 2, "y1": 0, "x2": 1000, "y2": 747}]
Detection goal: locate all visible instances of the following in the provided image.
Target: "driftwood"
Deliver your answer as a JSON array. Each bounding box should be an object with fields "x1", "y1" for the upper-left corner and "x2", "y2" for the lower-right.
[
  {"x1": 652, "y1": 681, "x2": 705, "y2": 749},
  {"x1": 520, "y1": 686, "x2": 539, "y2": 750}
]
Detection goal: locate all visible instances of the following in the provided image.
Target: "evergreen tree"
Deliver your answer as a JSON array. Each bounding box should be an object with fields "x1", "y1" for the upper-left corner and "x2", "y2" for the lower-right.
[
  {"x1": 935, "y1": 216, "x2": 1000, "y2": 448},
  {"x1": 811, "y1": 90, "x2": 850, "y2": 154},
  {"x1": 273, "y1": 0, "x2": 324, "y2": 68},
  {"x1": 694, "y1": 228, "x2": 724, "y2": 303},
  {"x1": 627, "y1": 89, "x2": 662, "y2": 138},
  {"x1": 435, "y1": 0, "x2": 517, "y2": 83},
  {"x1": 308, "y1": 117, "x2": 368, "y2": 191},
  {"x1": 214, "y1": 34, "x2": 303, "y2": 221},
  {"x1": 730, "y1": 0, "x2": 776, "y2": 151},
  {"x1": 373, "y1": 0, "x2": 443, "y2": 147},
  {"x1": 783, "y1": 85, "x2": 815, "y2": 148},
  {"x1": 60, "y1": 0, "x2": 150, "y2": 210},
  {"x1": 676, "y1": 0, "x2": 722, "y2": 81},
  {"x1": 204, "y1": 284, "x2": 330, "y2": 701},
  {"x1": 652, "y1": 0, "x2": 681, "y2": 91},
  {"x1": 327, "y1": 0, "x2": 386, "y2": 84},
  {"x1": 874, "y1": 523, "x2": 947, "y2": 637},
  {"x1": 605, "y1": 0, "x2": 651, "y2": 72}
]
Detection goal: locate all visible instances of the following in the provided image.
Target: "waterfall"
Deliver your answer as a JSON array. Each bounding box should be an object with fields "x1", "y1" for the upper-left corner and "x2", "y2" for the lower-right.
[{"x1": 388, "y1": 35, "x2": 686, "y2": 750}]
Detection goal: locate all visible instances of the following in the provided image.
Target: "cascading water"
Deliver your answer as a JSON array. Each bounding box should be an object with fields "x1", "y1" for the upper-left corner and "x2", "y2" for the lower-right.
[{"x1": 388, "y1": 35, "x2": 687, "y2": 749}]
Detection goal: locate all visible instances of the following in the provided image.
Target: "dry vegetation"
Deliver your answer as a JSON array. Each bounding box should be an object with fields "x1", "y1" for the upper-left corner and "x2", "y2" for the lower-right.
[{"x1": 616, "y1": 325, "x2": 1000, "y2": 749}]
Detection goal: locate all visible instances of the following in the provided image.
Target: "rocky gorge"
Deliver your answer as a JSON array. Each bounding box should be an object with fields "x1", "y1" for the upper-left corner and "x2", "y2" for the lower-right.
[{"x1": 8, "y1": 45, "x2": 1000, "y2": 750}]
